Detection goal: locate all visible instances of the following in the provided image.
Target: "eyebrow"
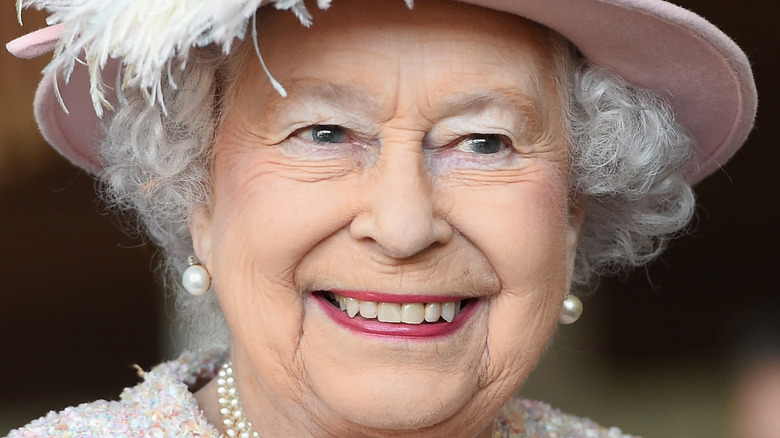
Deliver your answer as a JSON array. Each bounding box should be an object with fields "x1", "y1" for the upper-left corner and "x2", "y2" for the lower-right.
[
  {"x1": 271, "y1": 80, "x2": 386, "y2": 119},
  {"x1": 433, "y1": 90, "x2": 544, "y2": 139},
  {"x1": 264, "y1": 80, "x2": 544, "y2": 138}
]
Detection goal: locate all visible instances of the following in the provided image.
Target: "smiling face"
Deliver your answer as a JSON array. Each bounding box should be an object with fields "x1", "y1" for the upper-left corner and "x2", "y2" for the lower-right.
[{"x1": 191, "y1": 0, "x2": 582, "y2": 436}]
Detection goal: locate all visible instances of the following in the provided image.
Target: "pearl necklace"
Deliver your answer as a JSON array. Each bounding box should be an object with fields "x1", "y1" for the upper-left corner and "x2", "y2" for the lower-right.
[{"x1": 217, "y1": 361, "x2": 260, "y2": 438}]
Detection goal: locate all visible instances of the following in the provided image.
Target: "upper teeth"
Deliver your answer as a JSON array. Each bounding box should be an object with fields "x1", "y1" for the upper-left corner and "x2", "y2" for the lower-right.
[{"x1": 331, "y1": 292, "x2": 463, "y2": 324}]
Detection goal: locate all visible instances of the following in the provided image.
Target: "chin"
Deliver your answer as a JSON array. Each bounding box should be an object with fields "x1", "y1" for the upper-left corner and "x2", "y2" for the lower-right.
[
  {"x1": 317, "y1": 372, "x2": 479, "y2": 431},
  {"x1": 293, "y1": 292, "x2": 513, "y2": 434}
]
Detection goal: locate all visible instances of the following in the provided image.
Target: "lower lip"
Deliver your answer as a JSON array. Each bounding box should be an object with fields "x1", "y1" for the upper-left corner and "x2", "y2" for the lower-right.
[{"x1": 313, "y1": 294, "x2": 479, "y2": 339}]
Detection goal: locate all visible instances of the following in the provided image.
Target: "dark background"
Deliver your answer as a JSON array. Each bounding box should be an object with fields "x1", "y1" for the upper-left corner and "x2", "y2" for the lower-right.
[
  {"x1": 1, "y1": 1, "x2": 777, "y2": 436},
  {"x1": 596, "y1": 0, "x2": 779, "y2": 368}
]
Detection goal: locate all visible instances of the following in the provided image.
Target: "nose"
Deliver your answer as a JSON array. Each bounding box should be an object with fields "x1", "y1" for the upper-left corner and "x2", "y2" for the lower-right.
[{"x1": 349, "y1": 145, "x2": 453, "y2": 259}]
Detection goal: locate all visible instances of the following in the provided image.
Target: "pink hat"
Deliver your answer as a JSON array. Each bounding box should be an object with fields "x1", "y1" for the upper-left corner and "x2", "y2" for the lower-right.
[{"x1": 7, "y1": 0, "x2": 756, "y2": 183}]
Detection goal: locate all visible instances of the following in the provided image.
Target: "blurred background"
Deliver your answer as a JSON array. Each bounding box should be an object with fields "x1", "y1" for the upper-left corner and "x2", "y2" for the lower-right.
[{"x1": 1, "y1": 1, "x2": 778, "y2": 437}]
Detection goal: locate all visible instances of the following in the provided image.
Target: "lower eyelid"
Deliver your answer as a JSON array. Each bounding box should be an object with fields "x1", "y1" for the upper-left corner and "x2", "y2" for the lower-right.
[
  {"x1": 428, "y1": 146, "x2": 515, "y2": 167},
  {"x1": 278, "y1": 137, "x2": 378, "y2": 165}
]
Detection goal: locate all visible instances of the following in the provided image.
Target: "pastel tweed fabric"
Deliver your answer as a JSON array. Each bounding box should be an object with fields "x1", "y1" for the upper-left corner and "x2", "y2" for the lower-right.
[{"x1": 7, "y1": 352, "x2": 636, "y2": 437}]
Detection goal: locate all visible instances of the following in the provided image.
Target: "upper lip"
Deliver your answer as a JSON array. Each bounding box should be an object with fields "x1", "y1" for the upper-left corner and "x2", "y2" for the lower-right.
[{"x1": 324, "y1": 289, "x2": 474, "y2": 303}]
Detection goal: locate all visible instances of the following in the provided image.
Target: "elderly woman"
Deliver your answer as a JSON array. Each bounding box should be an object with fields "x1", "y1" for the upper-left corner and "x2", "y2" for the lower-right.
[{"x1": 6, "y1": 0, "x2": 755, "y2": 436}]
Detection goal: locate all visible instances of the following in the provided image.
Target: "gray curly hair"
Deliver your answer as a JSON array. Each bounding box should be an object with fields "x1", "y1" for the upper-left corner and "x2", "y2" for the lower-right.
[{"x1": 98, "y1": 26, "x2": 694, "y2": 350}]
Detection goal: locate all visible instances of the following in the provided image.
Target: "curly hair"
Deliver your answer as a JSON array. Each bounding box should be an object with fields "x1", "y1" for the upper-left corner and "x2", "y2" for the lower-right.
[{"x1": 98, "y1": 29, "x2": 695, "y2": 350}]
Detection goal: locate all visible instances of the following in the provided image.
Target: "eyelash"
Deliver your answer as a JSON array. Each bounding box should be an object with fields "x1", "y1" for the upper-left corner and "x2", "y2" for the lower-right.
[
  {"x1": 295, "y1": 125, "x2": 351, "y2": 144},
  {"x1": 278, "y1": 125, "x2": 372, "y2": 163},
  {"x1": 284, "y1": 125, "x2": 517, "y2": 171},
  {"x1": 295, "y1": 125, "x2": 511, "y2": 153},
  {"x1": 447, "y1": 134, "x2": 511, "y2": 155}
]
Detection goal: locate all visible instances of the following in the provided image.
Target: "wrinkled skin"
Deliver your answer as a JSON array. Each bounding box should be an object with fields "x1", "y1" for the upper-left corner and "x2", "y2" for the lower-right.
[{"x1": 193, "y1": 0, "x2": 584, "y2": 436}]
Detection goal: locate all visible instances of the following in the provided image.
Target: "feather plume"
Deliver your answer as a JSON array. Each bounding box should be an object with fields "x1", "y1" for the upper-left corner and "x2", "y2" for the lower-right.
[{"x1": 16, "y1": 0, "x2": 328, "y2": 116}]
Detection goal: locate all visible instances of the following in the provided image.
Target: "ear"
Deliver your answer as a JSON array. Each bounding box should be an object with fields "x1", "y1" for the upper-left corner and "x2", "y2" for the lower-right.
[
  {"x1": 565, "y1": 195, "x2": 587, "y2": 288},
  {"x1": 189, "y1": 207, "x2": 214, "y2": 266}
]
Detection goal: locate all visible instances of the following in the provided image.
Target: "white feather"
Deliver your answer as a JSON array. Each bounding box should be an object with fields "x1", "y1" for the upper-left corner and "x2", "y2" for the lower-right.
[{"x1": 17, "y1": 0, "x2": 335, "y2": 115}]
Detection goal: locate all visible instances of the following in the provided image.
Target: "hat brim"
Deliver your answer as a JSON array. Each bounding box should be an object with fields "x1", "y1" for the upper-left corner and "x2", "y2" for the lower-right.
[{"x1": 13, "y1": 0, "x2": 757, "y2": 183}]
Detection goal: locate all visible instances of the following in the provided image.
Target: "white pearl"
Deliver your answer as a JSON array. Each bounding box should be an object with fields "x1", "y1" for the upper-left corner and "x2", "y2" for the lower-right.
[
  {"x1": 558, "y1": 294, "x2": 583, "y2": 324},
  {"x1": 182, "y1": 264, "x2": 211, "y2": 296},
  {"x1": 218, "y1": 360, "x2": 259, "y2": 437}
]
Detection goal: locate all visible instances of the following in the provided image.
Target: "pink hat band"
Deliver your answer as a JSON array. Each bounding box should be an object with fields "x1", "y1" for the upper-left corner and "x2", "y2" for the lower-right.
[{"x1": 7, "y1": 0, "x2": 757, "y2": 183}]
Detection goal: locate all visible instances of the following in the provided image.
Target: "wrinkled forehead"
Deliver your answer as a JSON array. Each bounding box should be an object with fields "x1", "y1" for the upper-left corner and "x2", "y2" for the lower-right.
[
  {"x1": 219, "y1": 0, "x2": 571, "y2": 129},
  {"x1": 254, "y1": 0, "x2": 568, "y2": 75}
]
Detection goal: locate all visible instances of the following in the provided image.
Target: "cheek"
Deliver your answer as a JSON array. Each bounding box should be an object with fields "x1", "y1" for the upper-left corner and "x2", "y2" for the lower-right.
[
  {"x1": 446, "y1": 177, "x2": 571, "y2": 287},
  {"x1": 206, "y1": 148, "x2": 363, "y2": 366},
  {"x1": 210, "y1": 147, "x2": 359, "y2": 274},
  {"x1": 444, "y1": 172, "x2": 570, "y2": 391}
]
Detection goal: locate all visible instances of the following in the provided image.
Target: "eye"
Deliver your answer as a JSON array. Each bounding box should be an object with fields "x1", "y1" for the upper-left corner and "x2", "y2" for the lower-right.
[
  {"x1": 310, "y1": 125, "x2": 348, "y2": 143},
  {"x1": 455, "y1": 134, "x2": 506, "y2": 154}
]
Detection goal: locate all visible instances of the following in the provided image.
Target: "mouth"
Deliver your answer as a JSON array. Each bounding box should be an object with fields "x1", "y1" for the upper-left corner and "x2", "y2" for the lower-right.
[
  {"x1": 313, "y1": 290, "x2": 479, "y2": 338},
  {"x1": 323, "y1": 291, "x2": 474, "y2": 323}
]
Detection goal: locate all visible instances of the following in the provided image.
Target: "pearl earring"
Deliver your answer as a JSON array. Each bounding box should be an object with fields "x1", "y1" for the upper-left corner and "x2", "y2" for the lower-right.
[
  {"x1": 558, "y1": 294, "x2": 583, "y2": 324},
  {"x1": 182, "y1": 256, "x2": 211, "y2": 296}
]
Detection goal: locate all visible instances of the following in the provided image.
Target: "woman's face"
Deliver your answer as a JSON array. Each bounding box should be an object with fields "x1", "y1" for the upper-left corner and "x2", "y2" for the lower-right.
[{"x1": 192, "y1": 0, "x2": 582, "y2": 435}]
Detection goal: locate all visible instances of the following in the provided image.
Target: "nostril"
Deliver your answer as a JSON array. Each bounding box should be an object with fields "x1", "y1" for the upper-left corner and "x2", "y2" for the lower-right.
[
  {"x1": 349, "y1": 211, "x2": 452, "y2": 259},
  {"x1": 348, "y1": 160, "x2": 452, "y2": 258},
  {"x1": 431, "y1": 216, "x2": 454, "y2": 244}
]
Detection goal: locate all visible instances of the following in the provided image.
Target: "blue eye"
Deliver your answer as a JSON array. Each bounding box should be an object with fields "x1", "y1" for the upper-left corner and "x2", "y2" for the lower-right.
[
  {"x1": 311, "y1": 125, "x2": 347, "y2": 143},
  {"x1": 460, "y1": 134, "x2": 503, "y2": 154}
]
